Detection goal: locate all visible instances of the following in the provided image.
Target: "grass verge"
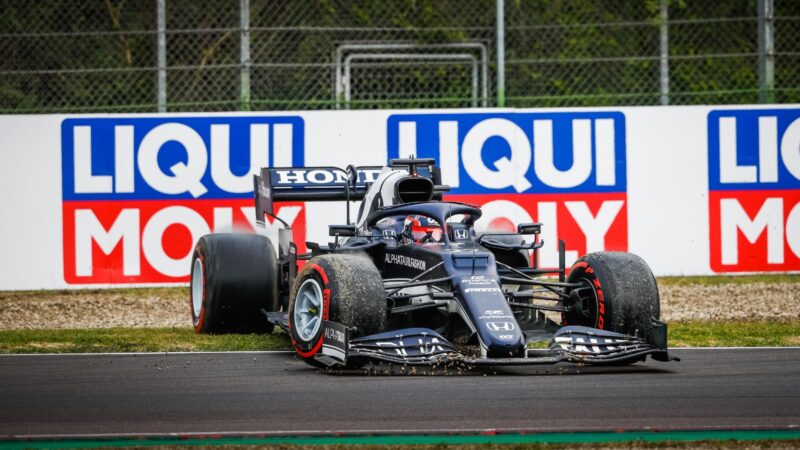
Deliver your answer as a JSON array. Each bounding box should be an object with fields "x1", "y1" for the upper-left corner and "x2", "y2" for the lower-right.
[
  {"x1": 0, "y1": 320, "x2": 798, "y2": 354},
  {"x1": 670, "y1": 320, "x2": 800, "y2": 347},
  {"x1": 0, "y1": 327, "x2": 291, "y2": 353}
]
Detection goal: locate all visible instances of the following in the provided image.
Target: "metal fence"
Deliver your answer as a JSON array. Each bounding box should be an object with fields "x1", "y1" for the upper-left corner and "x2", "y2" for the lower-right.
[{"x1": 1, "y1": 0, "x2": 798, "y2": 113}]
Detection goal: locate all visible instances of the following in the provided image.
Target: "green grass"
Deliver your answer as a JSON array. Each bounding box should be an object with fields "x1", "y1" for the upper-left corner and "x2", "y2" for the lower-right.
[
  {"x1": 0, "y1": 327, "x2": 292, "y2": 354},
  {"x1": 0, "y1": 320, "x2": 798, "y2": 354},
  {"x1": 669, "y1": 320, "x2": 800, "y2": 347}
]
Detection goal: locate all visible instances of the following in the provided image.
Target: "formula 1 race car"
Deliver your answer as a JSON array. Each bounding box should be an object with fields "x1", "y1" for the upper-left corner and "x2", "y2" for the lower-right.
[{"x1": 190, "y1": 158, "x2": 676, "y2": 369}]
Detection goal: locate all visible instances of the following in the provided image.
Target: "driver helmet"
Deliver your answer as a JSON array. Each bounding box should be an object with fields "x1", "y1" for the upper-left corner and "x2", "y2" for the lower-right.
[{"x1": 403, "y1": 215, "x2": 443, "y2": 243}]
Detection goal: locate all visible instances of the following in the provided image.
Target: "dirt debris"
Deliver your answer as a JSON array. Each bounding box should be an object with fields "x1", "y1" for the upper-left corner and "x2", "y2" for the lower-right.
[
  {"x1": 660, "y1": 282, "x2": 800, "y2": 322},
  {"x1": 0, "y1": 288, "x2": 188, "y2": 330},
  {"x1": 0, "y1": 281, "x2": 798, "y2": 330}
]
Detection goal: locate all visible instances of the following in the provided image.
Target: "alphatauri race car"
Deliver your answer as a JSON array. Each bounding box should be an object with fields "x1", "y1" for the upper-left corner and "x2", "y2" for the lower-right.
[{"x1": 190, "y1": 158, "x2": 676, "y2": 369}]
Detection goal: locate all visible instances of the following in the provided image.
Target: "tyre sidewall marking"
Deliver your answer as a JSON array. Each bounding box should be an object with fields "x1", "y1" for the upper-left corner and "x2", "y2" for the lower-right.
[
  {"x1": 585, "y1": 266, "x2": 605, "y2": 330},
  {"x1": 323, "y1": 288, "x2": 330, "y2": 321}
]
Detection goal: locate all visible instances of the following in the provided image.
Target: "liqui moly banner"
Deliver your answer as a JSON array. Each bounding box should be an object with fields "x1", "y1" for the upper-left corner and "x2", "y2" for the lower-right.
[
  {"x1": 387, "y1": 112, "x2": 626, "y2": 267},
  {"x1": 60, "y1": 117, "x2": 306, "y2": 283},
  {"x1": 0, "y1": 105, "x2": 798, "y2": 289},
  {"x1": 708, "y1": 109, "x2": 800, "y2": 272}
]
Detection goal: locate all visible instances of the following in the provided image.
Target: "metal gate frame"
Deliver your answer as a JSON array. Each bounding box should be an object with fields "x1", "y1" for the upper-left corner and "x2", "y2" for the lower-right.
[{"x1": 334, "y1": 42, "x2": 489, "y2": 109}]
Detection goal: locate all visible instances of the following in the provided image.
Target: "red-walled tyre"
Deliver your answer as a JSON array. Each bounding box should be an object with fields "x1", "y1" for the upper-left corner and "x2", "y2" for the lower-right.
[
  {"x1": 563, "y1": 252, "x2": 660, "y2": 342},
  {"x1": 190, "y1": 233, "x2": 279, "y2": 334},
  {"x1": 288, "y1": 254, "x2": 386, "y2": 367}
]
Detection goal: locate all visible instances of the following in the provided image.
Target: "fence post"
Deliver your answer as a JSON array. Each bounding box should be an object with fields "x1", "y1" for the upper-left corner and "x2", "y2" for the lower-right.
[
  {"x1": 156, "y1": 0, "x2": 167, "y2": 112},
  {"x1": 758, "y1": 0, "x2": 775, "y2": 103},
  {"x1": 659, "y1": 0, "x2": 670, "y2": 105},
  {"x1": 240, "y1": 0, "x2": 251, "y2": 111},
  {"x1": 496, "y1": 0, "x2": 505, "y2": 107}
]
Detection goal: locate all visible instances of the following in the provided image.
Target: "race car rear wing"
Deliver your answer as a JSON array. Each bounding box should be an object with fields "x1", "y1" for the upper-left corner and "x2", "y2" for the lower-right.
[{"x1": 253, "y1": 158, "x2": 446, "y2": 220}]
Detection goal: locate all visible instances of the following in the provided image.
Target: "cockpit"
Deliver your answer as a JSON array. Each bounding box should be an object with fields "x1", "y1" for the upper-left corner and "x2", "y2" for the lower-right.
[{"x1": 372, "y1": 210, "x2": 477, "y2": 247}]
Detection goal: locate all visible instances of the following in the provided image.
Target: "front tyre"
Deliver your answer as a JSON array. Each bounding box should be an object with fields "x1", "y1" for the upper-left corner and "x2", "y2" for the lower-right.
[
  {"x1": 563, "y1": 252, "x2": 660, "y2": 342},
  {"x1": 190, "y1": 233, "x2": 279, "y2": 334},
  {"x1": 288, "y1": 254, "x2": 386, "y2": 366}
]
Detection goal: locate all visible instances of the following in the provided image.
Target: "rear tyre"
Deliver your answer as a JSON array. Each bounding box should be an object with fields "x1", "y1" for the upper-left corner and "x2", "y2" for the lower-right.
[
  {"x1": 288, "y1": 254, "x2": 386, "y2": 367},
  {"x1": 190, "y1": 233, "x2": 279, "y2": 334},
  {"x1": 563, "y1": 252, "x2": 660, "y2": 341}
]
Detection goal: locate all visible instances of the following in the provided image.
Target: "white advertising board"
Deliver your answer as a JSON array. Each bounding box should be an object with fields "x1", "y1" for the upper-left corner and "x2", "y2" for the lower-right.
[{"x1": 0, "y1": 105, "x2": 798, "y2": 290}]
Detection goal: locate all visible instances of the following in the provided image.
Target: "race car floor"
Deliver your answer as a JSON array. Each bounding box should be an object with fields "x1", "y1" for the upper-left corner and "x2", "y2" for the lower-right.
[{"x1": 0, "y1": 348, "x2": 798, "y2": 439}]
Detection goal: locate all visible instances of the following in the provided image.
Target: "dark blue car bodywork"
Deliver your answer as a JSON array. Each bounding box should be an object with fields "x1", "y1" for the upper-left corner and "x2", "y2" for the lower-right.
[{"x1": 256, "y1": 159, "x2": 674, "y2": 368}]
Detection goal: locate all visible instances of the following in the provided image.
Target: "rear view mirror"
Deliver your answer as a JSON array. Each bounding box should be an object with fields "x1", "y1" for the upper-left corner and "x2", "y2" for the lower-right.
[
  {"x1": 329, "y1": 224, "x2": 356, "y2": 237},
  {"x1": 517, "y1": 223, "x2": 541, "y2": 235}
]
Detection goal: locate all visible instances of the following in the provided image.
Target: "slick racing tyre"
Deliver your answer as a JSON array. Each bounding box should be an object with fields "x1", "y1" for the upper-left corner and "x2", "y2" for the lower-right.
[
  {"x1": 190, "y1": 233, "x2": 279, "y2": 334},
  {"x1": 288, "y1": 254, "x2": 386, "y2": 367},
  {"x1": 563, "y1": 251, "x2": 660, "y2": 342}
]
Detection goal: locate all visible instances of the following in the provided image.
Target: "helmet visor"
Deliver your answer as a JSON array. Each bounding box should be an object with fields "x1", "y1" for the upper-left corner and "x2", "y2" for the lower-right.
[{"x1": 412, "y1": 226, "x2": 442, "y2": 242}]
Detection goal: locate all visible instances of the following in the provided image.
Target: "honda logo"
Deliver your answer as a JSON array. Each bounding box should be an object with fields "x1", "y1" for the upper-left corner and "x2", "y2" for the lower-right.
[
  {"x1": 454, "y1": 229, "x2": 469, "y2": 240},
  {"x1": 487, "y1": 321, "x2": 515, "y2": 331}
]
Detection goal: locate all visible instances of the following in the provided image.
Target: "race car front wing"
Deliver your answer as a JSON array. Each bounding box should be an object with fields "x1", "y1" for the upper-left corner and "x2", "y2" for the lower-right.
[{"x1": 313, "y1": 320, "x2": 677, "y2": 368}]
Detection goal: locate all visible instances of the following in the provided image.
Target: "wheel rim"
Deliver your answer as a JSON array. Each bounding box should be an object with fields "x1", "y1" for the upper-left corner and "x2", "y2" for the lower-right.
[
  {"x1": 293, "y1": 278, "x2": 324, "y2": 341},
  {"x1": 191, "y1": 258, "x2": 203, "y2": 318}
]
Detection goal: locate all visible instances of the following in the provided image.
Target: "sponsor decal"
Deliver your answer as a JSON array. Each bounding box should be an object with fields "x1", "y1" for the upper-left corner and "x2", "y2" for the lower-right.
[
  {"x1": 479, "y1": 309, "x2": 514, "y2": 320},
  {"x1": 454, "y1": 228, "x2": 469, "y2": 240},
  {"x1": 387, "y1": 112, "x2": 628, "y2": 266},
  {"x1": 464, "y1": 287, "x2": 503, "y2": 293},
  {"x1": 464, "y1": 275, "x2": 494, "y2": 285},
  {"x1": 321, "y1": 320, "x2": 348, "y2": 363},
  {"x1": 478, "y1": 310, "x2": 514, "y2": 320},
  {"x1": 486, "y1": 321, "x2": 515, "y2": 331},
  {"x1": 324, "y1": 325, "x2": 346, "y2": 343},
  {"x1": 463, "y1": 275, "x2": 503, "y2": 293},
  {"x1": 61, "y1": 116, "x2": 305, "y2": 284},
  {"x1": 384, "y1": 253, "x2": 427, "y2": 270},
  {"x1": 273, "y1": 168, "x2": 382, "y2": 185},
  {"x1": 707, "y1": 109, "x2": 800, "y2": 272}
]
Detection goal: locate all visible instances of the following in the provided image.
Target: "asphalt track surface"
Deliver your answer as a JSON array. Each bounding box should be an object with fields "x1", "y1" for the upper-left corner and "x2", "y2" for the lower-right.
[{"x1": 0, "y1": 348, "x2": 798, "y2": 439}]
